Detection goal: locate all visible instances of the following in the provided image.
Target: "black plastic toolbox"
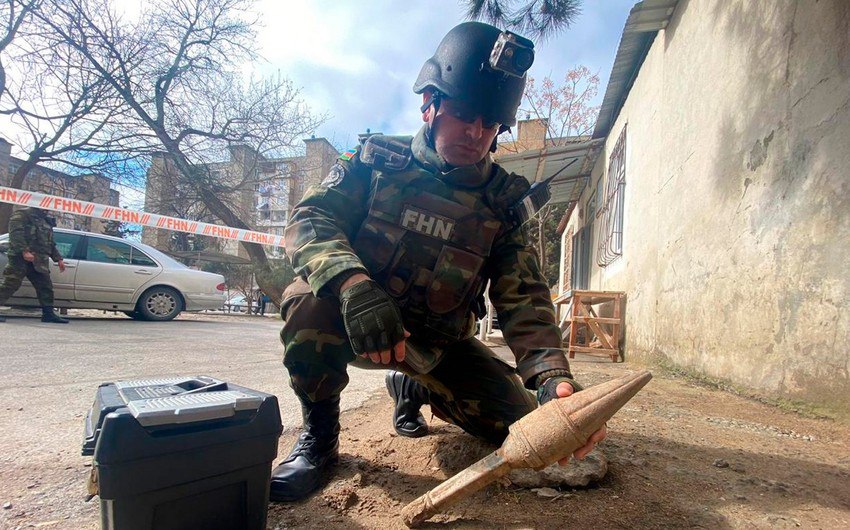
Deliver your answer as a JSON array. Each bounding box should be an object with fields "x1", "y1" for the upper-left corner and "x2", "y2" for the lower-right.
[{"x1": 82, "y1": 376, "x2": 282, "y2": 530}]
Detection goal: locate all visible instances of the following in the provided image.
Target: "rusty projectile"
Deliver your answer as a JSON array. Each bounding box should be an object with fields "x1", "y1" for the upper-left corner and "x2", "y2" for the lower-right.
[{"x1": 401, "y1": 370, "x2": 653, "y2": 527}]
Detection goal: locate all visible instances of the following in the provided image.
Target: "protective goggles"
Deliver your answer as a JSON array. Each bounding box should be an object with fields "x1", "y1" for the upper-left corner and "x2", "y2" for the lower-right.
[
  {"x1": 422, "y1": 92, "x2": 500, "y2": 130},
  {"x1": 439, "y1": 98, "x2": 500, "y2": 130}
]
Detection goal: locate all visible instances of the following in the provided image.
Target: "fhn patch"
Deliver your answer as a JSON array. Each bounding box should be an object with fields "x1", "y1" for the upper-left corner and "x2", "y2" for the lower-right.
[{"x1": 400, "y1": 206, "x2": 454, "y2": 241}]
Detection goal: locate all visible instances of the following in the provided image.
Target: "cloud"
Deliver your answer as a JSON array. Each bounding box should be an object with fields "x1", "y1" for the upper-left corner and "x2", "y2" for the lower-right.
[
  {"x1": 3, "y1": 1, "x2": 637, "y2": 156},
  {"x1": 250, "y1": 0, "x2": 636, "y2": 144},
  {"x1": 252, "y1": 0, "x2": 458, "y2": 142},
  {"x1": 255, "y1": 1, "x2": 379, "y2": 75}
]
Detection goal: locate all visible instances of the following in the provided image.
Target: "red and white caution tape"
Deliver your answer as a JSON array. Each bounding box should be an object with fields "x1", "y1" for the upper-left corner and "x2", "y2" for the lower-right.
[{"x1": 0, "y1": 186, "x2": 285, "y2": 247}]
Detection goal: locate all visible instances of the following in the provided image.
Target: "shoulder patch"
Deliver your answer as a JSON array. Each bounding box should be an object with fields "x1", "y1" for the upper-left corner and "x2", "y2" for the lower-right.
[
  {"x1": 339, "y1": 148, "x2": 357, "y2": 162},
  {"x1": 321, "y1": 163, "x2": 347, "y2": 188},
  {"x1": 360, "y1": 135, "x2": 413, "y2": 171}
]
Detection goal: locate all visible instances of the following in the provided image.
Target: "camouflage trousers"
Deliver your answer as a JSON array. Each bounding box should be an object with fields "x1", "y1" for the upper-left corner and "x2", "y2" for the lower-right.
[
  {"x1": 279, "y1": 278, "x2": 536, "y2": 444},
  {"x1": 0, "y1": 255, "x2": 54, "y2": 306}
]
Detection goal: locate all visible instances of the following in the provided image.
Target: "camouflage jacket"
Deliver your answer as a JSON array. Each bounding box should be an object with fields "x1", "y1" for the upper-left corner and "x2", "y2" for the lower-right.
[
  {"x1": 8, "y1": 208, "x2": 62, "y2": 273},
  {"x1": 285, "y1": 126, "x2": 571, "y2": 388}
]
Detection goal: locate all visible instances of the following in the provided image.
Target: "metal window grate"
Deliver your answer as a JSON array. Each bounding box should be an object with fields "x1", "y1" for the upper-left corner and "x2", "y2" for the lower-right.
[
  {"x1": 597, "y1": 126, "x2": 626, "y2": 267},
  {"x1": 562, "y1": 227, "x2": 574, "y2": 292}
]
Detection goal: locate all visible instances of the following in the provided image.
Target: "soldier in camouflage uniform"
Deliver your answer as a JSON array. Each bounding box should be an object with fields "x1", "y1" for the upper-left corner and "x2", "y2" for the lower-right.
[
  {"x1": 0, "y1": 207, "x2": 69, "y2": 323},
  {"x1": 270, "y1": 22, "x2": 606, "y2": 502}
]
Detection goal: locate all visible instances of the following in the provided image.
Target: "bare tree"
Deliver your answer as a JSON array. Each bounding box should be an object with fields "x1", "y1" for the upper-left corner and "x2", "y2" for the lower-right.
[
  {"x1": 526, "y1": 68, "x2": 597, "y2": 282},
  {"x1": 500, "y1": 67, "x2": 599, "y2": 154},
  {"x1": 464, "y1": 0, "x2": 582, "y2": 40},
  {"x1": 521, "y1": 68, "x2": 599, "y2": 141},
  {"x1": 0, "y1": 0, "x2": 39, "y2": 96},
  {"x1": 0, "y1": 2, "x2": 135, "y2": 231},
  {"x1": 39, "y1": 0, "x2": 324, "y2": 301},
  {"x1": 496, "y1": 66, "x2": 599, "y2": 285}
]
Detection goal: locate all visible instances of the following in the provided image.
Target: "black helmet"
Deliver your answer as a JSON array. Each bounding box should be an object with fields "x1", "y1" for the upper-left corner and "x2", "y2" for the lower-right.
[{"x1": 414, "y1": 21, "x2": 534, "y2": 127}]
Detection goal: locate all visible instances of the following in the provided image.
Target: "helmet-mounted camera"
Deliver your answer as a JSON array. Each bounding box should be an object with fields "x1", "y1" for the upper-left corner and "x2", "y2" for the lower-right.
[
  {"x1": 413, "y1": 22, "x2": 535, "y2": 127},
  {"x1": 489, "y1": 31, "x2": 535, "y2": 78}
]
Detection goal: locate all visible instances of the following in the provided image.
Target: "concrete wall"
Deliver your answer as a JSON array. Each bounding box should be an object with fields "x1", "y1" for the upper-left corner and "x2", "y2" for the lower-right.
[
  {"x1": 565, "y1": 0, "x2": 850, "y2": 415},
  {"x1": 495, "y1": 118, "x2": 549, "y2": 155},
  {"x1": 304, "y1": 137, "x2": 340, "y2": 190},
  {"x1": 79, "y1": 173, "x2": 115, "y2": 234}
]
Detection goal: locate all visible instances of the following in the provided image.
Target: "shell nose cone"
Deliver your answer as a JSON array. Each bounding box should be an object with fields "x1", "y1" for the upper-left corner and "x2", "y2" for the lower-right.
[{"x1": 561, "y1": 370, "x2": 653, "y2": 439}]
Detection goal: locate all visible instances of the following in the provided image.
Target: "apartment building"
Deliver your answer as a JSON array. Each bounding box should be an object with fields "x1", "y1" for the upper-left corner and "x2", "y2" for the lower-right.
[
  {"x1": 0, "y1": 138, "x2": 119, "y2": 233},
  {"x1": 142, "y1": 137, "x2": 339, "y2": 259}
]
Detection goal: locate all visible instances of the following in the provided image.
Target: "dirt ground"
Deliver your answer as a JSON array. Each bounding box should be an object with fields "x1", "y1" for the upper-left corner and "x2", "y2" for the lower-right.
[
  {"x1": 267, "y1": 359, "x2": 850, "y2": 530},
  {"x1": 2, "y1": 352, "x2": 849, "y2": 529}
]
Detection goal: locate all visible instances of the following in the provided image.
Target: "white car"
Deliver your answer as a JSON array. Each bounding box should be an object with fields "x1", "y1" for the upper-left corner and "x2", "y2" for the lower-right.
[
  {"x1": 0, "y1": 228, "x2": 226, "y2": 321},
  {"x1": 225, "y1": 294, "x2": 249, "y2": 313}
]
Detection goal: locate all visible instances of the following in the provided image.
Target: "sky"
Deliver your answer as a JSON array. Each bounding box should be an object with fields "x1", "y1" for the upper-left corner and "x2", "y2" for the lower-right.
[
  {"x1": 2, "y1": 0, "x2": 638, "y2": 210},
  {"x1": 251, "y1": 0, "x2": 637, "y2": 149}
]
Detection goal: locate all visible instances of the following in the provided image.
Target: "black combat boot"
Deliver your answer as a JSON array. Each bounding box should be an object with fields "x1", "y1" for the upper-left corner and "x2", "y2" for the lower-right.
[
  {"x1": 269, "y1": 395, "x2": 340, "y2": 502},
  {"x1": 41, "y1": 307, "x2": 69, "y2": 324},
  {"x1": 385, "y1": 371, "x2": 430, "y2": 438}
]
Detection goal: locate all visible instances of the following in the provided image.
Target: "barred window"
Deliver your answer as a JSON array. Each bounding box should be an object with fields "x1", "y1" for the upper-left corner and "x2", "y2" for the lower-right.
[
  {"x1": 562, "y1": 227, "x2": 574, "y2": 292},
  {"x1": 597, "y1": 126, "x2": 626, "y2": 266}
]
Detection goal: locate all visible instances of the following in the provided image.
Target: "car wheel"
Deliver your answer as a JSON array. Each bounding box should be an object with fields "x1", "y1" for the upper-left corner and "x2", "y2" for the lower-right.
[
  {"x1": 136, "y1": 286, "x2": 183, "y2": 321},
  {"x1": 123, "y1": 311, "x2": 144, "y2": 320}
]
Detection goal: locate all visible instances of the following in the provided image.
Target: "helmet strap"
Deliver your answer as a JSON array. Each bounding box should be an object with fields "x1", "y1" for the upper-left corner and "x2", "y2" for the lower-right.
[
  {"x1": 421, "y1": 91, "x2": 444, "y2": 148},
  {"x1": 420, "y1": 90, "x2": 443, "y2": 115}
]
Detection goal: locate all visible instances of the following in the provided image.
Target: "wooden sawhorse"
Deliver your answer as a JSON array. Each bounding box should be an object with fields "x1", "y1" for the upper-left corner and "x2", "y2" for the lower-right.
[{"x1": 555, "y1": 290, "x2": 624, "y2": 362}]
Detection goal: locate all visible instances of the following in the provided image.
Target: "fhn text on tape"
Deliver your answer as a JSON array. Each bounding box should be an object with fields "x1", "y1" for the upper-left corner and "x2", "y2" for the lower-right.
[{"x1": 0, "y1": 186, "x2": 285, "y2": 248}]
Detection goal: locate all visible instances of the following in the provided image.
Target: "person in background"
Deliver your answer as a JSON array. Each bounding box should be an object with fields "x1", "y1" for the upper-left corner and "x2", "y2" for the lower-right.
[
  {"x1": 0, "y1": 207, "x2": 69, "y2": 323},
  {"x1": 255, "y1": 290, "x2": 270, "y2": 316}
]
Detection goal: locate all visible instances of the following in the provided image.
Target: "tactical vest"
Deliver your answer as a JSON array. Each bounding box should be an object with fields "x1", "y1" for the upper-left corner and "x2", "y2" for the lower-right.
[
  {"x1": 25, "y1": 214, "x2": 55, "y2": 253},
  {"x1": 13, "y1": 210, "x2": 56, "y2": 273},
  {"x1": 350, "y1": 135, "x2": 527, "y2": 343}
]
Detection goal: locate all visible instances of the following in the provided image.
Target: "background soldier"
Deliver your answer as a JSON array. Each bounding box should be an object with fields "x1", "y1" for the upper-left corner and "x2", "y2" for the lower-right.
[
  {"x1": 271, "y1": 21, "x2": 605, "y2": 502},
  {"x1": 0, "y1": 207, "x2": 69, "y2": 323}
]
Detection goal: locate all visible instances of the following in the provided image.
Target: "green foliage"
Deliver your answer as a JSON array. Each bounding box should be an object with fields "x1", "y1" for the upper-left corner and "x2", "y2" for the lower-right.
[{"x1": 464, "y1": 0, "x2": 582, "y2": 40}]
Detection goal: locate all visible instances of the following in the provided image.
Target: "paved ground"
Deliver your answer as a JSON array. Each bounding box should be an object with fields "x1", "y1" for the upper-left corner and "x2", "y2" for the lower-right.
[{"x1": 0, "y1": 310, "x2": 385, "y2": 529}]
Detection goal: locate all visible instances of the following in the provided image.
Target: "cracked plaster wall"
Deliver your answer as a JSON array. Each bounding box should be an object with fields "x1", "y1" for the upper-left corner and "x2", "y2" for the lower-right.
[{"x1": 571, "y1": 0, "x2": 850, "y2": 414}]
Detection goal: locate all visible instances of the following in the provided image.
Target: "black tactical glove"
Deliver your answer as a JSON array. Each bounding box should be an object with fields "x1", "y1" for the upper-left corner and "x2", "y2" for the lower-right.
[
  {"x1": 340, "y1": 280, "x2": 405, "y2": 355},
  {"x1": 536, "y1": 375, "x2": 584, "y2": 406}
]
